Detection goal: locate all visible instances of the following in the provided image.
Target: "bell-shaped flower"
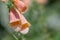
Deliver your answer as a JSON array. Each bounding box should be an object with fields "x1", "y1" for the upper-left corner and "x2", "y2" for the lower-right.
[{"x1": 13, "y1": 0, "x2": 27, "y2": 13}]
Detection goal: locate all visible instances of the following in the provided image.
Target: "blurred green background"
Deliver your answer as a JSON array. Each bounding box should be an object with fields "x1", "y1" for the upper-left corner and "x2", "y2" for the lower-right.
[{"x1": 0, "y1": 0, "x2": 60, "y2": 40}]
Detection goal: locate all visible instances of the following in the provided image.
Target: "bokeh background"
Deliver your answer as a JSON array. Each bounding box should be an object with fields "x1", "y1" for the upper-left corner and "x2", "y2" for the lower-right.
[{"x1": 0, "y1": 0, "x2": 60, "y2": 40}]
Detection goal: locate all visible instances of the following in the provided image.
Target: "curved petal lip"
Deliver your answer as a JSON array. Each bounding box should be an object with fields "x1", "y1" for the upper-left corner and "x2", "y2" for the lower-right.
[{"x1": 20, "y1": 27, "x2": 29, "y2": 34}]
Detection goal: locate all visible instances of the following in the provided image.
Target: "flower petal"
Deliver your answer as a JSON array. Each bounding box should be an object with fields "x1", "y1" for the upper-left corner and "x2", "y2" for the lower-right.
[
  {"x1": 19, "y1": 14, "x2": 31, "y2": 30},
  {"x1": 20, "y1": 27, "x2": 29, "y2": 34}
]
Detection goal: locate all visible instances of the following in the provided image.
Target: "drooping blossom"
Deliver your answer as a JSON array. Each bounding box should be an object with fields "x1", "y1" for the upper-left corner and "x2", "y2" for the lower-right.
[
  {"x1": 13, "y1": 0, "x2": 27, "y2": 13},
  {"x1": 9, "y1": 7, "x2": 21, "y2": 27}
]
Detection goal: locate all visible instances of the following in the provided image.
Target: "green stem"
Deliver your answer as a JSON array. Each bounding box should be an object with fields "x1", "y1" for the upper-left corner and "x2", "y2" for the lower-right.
[
  {"x1": 12, "y1": 34, "x2": 19, "y2": 40},
  {"x1": 21, "y1": 34, "x2": 26, "y2": 40}
]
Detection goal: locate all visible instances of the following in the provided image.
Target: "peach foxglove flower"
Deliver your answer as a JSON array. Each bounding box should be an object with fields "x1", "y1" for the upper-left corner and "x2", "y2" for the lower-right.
[
  {"x1": 13, "y1": 0, "x2": 27, "y2": 13},
  {"x1": 19, "y1": 14, "x2": 31, "y2": 31},
  {"x1": 9, "y1": 7, "x2": 21, "y2": 28},
  {"x1": 16, "y1": 10, "x2": 31, "y2": 34}
]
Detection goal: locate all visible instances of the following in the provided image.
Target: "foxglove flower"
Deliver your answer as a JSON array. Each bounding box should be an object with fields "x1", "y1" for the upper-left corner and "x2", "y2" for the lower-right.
[
  {"x1": 9, "y1": 7, "x2": 21, "y2": 27},
  {"x1": 13, "y1": 0, "x2": 27, "y2": 13}
]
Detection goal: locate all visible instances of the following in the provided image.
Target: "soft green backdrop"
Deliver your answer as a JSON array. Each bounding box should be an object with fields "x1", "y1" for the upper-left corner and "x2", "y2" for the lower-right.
[{"x1": 0, "y1": 0, "x2": 60, "y2": 40}]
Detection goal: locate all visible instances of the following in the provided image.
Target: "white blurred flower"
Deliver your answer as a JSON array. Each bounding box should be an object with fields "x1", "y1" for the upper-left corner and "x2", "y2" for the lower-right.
[
  {"x1": 36, "y1": 0, "x2": 48, "y2": 4},
  {"x1": 2, "y1": 0, "x2": 8, "y2": 3}
]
